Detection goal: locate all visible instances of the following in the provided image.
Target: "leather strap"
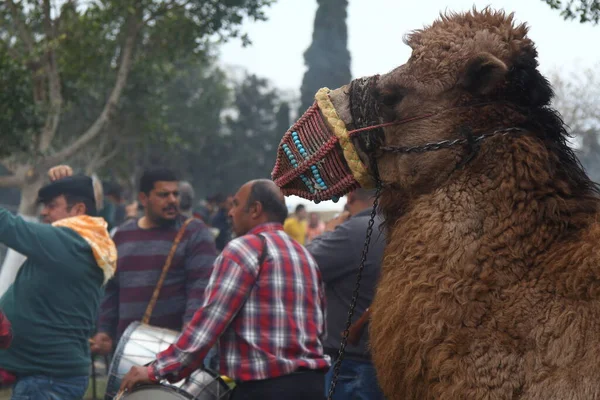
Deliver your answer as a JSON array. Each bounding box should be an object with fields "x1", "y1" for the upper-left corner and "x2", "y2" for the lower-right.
[
  {"x1": 347, "y1": 308, "x2": 371, "y2": 346},
  {"x1": 142, "y1": 218, "x2": 194, "y2": 325},
  {"x1": 256, "y1": 234, "x2": 267, "y2": 268}
]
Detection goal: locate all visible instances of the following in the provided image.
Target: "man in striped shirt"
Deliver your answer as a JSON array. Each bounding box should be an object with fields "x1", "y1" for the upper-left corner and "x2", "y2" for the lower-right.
[
  {"x1": 120, "y1": 179, "x2": 330, "y2": 399},
  {"x1": 90, "y1": 168, "x2": 217, "y2": 354}
]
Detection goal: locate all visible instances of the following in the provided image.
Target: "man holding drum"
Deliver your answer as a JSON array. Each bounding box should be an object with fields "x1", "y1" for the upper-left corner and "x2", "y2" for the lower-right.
[
  {"x1": 120, "y1": 179, "x2": 330, "y2": 400},
  {"x1": 87, "y1": 167, "x2": 218, "y2": 355}
]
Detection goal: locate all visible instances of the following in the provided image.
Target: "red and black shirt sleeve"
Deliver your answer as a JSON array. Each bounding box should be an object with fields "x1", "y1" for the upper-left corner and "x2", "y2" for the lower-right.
[{"x1": 0, "y1": 311, "x2": 12, "y2": 349}]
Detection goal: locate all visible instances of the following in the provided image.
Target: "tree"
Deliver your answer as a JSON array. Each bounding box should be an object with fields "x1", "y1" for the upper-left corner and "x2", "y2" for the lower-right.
[
  {"x1": 106, "y1": 55, "x2": 233, "y2": 198},
  {"x1": 550, "y1": 67, "x2": 600, "y2": 181},
  {"x1": 0, "y1": 0, "x2": 274, "y2": 215},
  {"x1": 543, "y1": 0, "x2": 600, "y2": 24},
  {"x1": 86, "y1": 61, "x2": 289, "y2": 202},
  {"x1": 0, "y1": 46, "x2": 40, "y2": 157},
  {"x1": 275, "y1": 101, "x2": 291, "y2": 138},
  {"x1": 188, "y1": 73, "x2": 287, "y2": 197},
  {"x1": 298, "y1": 0, "x2": 351, "y2": 114}
]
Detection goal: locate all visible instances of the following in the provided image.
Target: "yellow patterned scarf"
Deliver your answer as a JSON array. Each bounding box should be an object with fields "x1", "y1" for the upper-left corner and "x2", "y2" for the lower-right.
[{"x1": 53, "y1": 215, "x2": 117, "y2": 284}]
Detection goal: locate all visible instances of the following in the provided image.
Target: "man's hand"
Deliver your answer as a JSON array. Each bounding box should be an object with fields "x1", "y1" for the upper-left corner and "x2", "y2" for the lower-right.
[
  {"x1": 119, "y1": 365, "x2": 154, "y2": 393},
  {"x1": 89, "y1": 332, "x2": 113, "y2": 355},
  {"x1": 325, "y1": 211, "x2": 350, "y2": 232},
  {"x1": 48, "y1": 165, "x2": 73, "y2": 181}
]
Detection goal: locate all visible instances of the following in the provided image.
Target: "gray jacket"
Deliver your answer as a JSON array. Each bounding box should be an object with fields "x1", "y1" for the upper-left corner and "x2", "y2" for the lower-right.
[{"x1": 306, "y1": 208, "x2": 386, "y2": 360}]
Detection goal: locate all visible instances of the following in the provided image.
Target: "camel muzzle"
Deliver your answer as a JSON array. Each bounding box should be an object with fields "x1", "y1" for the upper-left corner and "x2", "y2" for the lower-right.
[{"x1": 271, "y1": 76, "x2": 383, "y2": 203}]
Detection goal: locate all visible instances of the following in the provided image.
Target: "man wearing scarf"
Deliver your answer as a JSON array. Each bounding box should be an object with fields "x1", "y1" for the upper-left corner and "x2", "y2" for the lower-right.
[{"x1": 0, "y1": 171, "x2": 116, "y2": 400}]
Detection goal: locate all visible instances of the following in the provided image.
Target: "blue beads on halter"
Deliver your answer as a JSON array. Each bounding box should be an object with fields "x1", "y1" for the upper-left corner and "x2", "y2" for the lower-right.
[
  {"x1": 291, "y1": 132, "x2": 328, "y2": 192},
  {"x1": 282, "y1": 141, "x2": 315, "y2": 194},
  {"x1": 284, "y1": 131, "x2": 341, "y2": 203},
  {"x1": 282, "y1": 144, "x2": 296, "y2": 166}
]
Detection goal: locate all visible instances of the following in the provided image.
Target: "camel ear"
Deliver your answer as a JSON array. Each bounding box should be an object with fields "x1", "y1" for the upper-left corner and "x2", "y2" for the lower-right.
[{"x1": 458, "y1": 53, "x2": 508, "y2": 95}]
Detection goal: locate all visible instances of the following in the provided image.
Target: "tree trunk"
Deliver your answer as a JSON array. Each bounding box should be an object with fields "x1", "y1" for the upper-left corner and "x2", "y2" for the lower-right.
[{"x1": 18, "y1": 176, "x2": 44, "y2": 216}]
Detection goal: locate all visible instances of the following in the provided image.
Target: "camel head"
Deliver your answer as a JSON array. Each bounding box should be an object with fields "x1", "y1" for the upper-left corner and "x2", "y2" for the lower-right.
[{"x1": 272, "y1": 8, "x2": 574, "y2": 217}]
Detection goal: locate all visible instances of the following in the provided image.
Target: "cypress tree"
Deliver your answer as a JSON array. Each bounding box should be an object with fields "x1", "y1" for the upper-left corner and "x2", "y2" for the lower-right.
[{"x1": 299, "y1": 0, "x2": 352, "y2": 115}]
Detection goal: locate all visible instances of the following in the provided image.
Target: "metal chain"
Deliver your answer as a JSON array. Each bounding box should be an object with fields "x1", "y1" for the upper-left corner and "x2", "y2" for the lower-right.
[
  {"x1": 326, "y1": 183, "x2": 381, "y2": 400},
  {"x1": 379, "y1": 127, "x2": 524, "y2": 154}
]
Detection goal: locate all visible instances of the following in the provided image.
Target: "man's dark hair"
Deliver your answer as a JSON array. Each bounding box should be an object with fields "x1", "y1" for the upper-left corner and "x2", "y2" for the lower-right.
[
  {"x1": 104, "y1": 182, "x2": 122, "y2": 200},
  {"x1": 139, "y1": 168, "x2": 178, "y2": 194},
  {"x1": 65, "y1": 194, "x2": 97, "y2": 216},
  {"x1": 295, "y1": 204, "x2": 306, "y2": 213},
  {"x1": 210, "y1": 193, "x2": 226, "y2": 204},
  {"x1": 246, "y1": 180, "x2": 288, "y2": 224}
]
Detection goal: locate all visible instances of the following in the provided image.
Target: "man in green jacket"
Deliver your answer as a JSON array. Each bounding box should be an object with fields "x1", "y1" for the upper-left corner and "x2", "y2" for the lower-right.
[{"x1": 0, "y1": 170, "x2": 117, "y2": 400}]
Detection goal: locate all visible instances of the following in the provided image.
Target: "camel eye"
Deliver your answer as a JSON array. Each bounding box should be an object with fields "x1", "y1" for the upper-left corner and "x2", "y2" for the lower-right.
[
  {"x1": 377, "y1": 86, "x2": 407, "y2": 108},
  {"x1": 381, "y1": 93, "x2": 403, "y2": 107}
]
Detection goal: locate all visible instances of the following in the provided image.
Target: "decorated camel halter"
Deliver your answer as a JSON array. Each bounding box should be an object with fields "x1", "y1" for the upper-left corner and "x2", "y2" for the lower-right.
[{"x1": 272, "y1": 77, "x2": 525, "y2": 203}]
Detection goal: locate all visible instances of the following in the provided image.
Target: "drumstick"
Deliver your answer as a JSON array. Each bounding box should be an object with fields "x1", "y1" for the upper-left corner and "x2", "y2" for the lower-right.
[{"x1": 114, "y1": 390, "x2": 126, "y2": 400}]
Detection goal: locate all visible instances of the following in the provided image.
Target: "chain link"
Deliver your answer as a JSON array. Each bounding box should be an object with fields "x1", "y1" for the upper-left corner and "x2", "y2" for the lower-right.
[
  {"x1": 379, "y1": 127, "x2": 524, "y2": 154},
  {"x1": 326, "y1": 183, "x2": 381, "y2": 400}
]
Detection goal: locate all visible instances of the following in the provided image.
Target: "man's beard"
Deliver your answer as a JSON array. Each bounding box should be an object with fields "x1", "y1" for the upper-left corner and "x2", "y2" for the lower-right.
[
  {"x1": 148, "y1": 207, "x2": 179, "y2": 227},
  {"x1": 156, "y1": 217, "x2": 178, "y2": 227}
]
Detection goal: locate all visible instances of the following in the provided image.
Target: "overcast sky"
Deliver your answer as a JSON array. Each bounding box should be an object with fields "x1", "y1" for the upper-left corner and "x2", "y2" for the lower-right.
[{"x1": 219, "y1": 0, "x2": 600, "y2": 93}]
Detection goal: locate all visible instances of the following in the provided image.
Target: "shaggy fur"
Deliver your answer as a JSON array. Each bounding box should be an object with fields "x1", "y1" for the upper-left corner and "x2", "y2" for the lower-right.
[{"x1": 358, "y1": 8, "x2": 600, "y2": 399}]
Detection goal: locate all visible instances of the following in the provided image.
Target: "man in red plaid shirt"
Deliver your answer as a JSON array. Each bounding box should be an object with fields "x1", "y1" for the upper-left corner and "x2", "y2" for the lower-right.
[
  {"x1": 121, "y1": 179, "x2": 330, "y2": 399},
  {"x1": 0, "y1": 310, "x2": 12, "y2": 386},
  {"x1": 0, "y1": 310, "x2": 11, "y2": 349}
]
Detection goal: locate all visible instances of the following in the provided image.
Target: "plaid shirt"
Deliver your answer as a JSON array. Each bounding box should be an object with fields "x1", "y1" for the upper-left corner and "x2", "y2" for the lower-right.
[
  {"x1": 153, "y1": 223, "x2": 330, "y2": 382},
  {"x1": 0, "y1": 311, "x2": 12, "y2": 349}
]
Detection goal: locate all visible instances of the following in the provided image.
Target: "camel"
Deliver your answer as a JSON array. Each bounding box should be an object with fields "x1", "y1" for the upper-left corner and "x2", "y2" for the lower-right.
[{"x1": 272, "y1": 8, "x2": 600, "y2": 400}]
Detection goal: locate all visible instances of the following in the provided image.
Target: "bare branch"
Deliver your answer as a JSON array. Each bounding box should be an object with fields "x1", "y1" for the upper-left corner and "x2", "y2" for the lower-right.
[
  {"x1": 0, "y1": 158, "x2": 18, "y2": 174},
  {"x1": 38, "y1": 0, "x2": 63, "y2": 153},
  {"x1": 84, "y1": 133, "x2": 110, "y2": 174},
  {"x1": 6, "y1": 0, "x2": 36, "y2": 54},
  {"x1": 44, "y1": 14, "x2": 141, "y2": 168},
  {"x1": 0, "y1": 175, "x2": 23, "y2": 188},
  {"x1": 0, "y1": 166, "x2": 27, "y2": 188},
  {"x1": 86, "y1": 145, "x2": 121, "y2": 175}
]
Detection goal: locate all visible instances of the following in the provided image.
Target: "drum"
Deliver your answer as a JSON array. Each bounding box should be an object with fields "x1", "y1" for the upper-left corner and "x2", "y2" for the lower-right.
[
  {"x1": 179, "y1": 369, "x2": 232, "y2": 400},
  {"x1": 119, "y1": 385, "x2": 192, "y2": 399},
  {"x1": 106, "y1": 322, "x2": 232, "y2": 400}
]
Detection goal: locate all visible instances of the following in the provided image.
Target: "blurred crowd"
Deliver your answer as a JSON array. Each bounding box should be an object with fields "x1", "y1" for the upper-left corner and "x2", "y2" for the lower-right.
[{"x1": 0, "y1": 166, "x2": 385, "y2": 400}]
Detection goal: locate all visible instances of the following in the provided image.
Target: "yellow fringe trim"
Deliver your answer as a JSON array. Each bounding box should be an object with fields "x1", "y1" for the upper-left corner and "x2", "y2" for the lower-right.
[{"x1": 314, "y1": 88, "x2": 375, "y2": 188}]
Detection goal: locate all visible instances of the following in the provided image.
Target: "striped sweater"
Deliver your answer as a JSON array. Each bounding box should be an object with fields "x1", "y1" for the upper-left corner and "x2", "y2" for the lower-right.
[{"x1": 97, "y1": 216, "x2": 217, "y2": 341}]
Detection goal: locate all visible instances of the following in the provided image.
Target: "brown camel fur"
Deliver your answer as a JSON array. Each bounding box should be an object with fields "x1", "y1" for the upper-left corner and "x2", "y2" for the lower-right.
[{"x1": 326, "y1": 8, "x2": 600, "y2": 400}]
